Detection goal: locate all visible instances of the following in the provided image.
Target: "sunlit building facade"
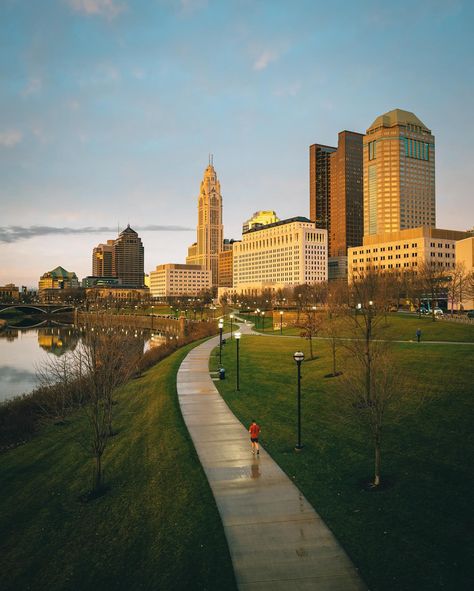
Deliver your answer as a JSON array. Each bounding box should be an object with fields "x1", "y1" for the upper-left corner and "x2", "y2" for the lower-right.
[
  {"x1": 348, "y1": 227, "x2": 470, "y2": 282},
  {"x1": 233, "y1": 217, "x2": 327, "y2": 295},
  {"x1": 364, "y1": 109, "x2": 436, "y2": 236},
  {"x1": 186, "y1": 161, "x2": 224, "y2": 287},
  {"x1": 150, "y1": 264, "x2": 211, "y2": 298},
  {"x1": 242, "y1": 210, "x2": 280, "y2": 234},
  {"x1": 38, "y1": 266, "x2": 79, "y2": 293},
  {"x1": 92, "y1": 240, "x2": 114, "y2": 277}
]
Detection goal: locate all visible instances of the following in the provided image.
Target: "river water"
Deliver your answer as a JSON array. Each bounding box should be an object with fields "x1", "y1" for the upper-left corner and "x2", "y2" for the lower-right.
[{"x1": 0, "y1": 323, "x2": 166, "y2": 403}]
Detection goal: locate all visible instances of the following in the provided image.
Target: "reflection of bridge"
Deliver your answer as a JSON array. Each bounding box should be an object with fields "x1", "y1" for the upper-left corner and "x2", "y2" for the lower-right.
[{"x1": 0, "y1": 304, "x2": 76, "y2": 314}]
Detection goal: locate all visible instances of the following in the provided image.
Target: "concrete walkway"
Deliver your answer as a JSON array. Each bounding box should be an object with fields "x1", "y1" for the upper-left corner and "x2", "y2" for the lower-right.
[{"x1": 176, "y1": 325, "x2": 366, "y2": 590}]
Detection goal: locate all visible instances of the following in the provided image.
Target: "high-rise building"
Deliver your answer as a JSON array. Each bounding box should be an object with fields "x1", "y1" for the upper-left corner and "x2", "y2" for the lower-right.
[
  {"x1": 329, "y1": 131, "x2": 363, "y2": 256},
  {"x1": 186, "y1": 160, "x2": 223, "y2": 286},
  {"x1": 92, "y1": 240, "x2": 114, "y2": 276},
  {"x1": 242, "y1": 211, "x2": 280, "y2": 234},
  {"x1": 113, "y1": 225, "x2": 145, "y2": 288},
  {"x1": 309, "y1": 133, "x2": 363, "y2": 273},
  {"x1": 364, "y1": 109, "x2": 436, "y2": 236},
  {"x1": 309, "y1": 144, "x2": 336, "y2": 230}
]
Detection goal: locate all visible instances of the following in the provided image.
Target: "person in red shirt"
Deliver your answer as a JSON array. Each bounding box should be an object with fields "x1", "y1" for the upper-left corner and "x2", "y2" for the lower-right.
[{"x1": 249, "y1": 420, "x2": 261, "y2": 455}]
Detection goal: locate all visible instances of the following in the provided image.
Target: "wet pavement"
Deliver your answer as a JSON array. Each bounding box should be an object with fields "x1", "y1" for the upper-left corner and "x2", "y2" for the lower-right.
[{"x1": 176, "y1": 325, "x2": 366, "y2": 590}]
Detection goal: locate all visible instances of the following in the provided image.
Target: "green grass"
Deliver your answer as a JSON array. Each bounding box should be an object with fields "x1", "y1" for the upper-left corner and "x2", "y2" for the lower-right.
[
  {"x1": 214, "y1": 335, "x2": 474, "y2": 591},
  {"x1": 242, "y1": 311, "x2": 474, "y2": 342},
  {"x1": 0, "y1": 342, "x2": 237, "y2": 591}
]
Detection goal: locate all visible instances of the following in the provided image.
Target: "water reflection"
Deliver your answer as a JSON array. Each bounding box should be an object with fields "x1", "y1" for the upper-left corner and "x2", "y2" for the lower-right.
[
  {"x1": 251, "y1": 460, "x2": 261, "y2": 479},
  {"x1": 0, "y1": 322, "x2": 167, "y2": 402}
]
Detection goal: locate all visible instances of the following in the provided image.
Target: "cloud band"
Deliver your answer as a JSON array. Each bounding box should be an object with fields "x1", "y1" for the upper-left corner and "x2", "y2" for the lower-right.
[{"x1": 0, "y1": 225, "x2": 193, "y2": 244}]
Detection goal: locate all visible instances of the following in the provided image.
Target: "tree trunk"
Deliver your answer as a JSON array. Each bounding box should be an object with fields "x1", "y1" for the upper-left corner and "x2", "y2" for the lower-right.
[
  {"x1": 374, "y1": 434, "x2": 381, "y2": 487},
  {"x1": 332, "y1": 341, "x2": 336, "y2": 376},
  {"x1": 309, "y1": 336, "x2": 313, "y2": 360},
  {"x1": 94, "y1": 453, "x2": 102, "y2": 491}
]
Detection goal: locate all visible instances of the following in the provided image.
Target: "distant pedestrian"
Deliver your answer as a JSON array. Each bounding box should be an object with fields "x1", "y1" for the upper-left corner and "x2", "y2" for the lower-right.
[
  {"x1": 249, "y1": 420, "x2": 261, "y2": 455},
  {"x1": 416, "y1": 328, "x2": 421, "y2": 343}
]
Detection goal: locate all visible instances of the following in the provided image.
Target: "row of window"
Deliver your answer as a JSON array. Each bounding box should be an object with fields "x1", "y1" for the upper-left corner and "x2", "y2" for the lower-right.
[{"x1": 404, "y1": 138, "x2": 430, "y2": 161}]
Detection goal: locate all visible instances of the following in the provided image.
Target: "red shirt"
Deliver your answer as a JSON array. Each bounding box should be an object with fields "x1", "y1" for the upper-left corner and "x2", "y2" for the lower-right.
[{"x1": 249, "y1": 423, "x2": 260, "y2": 438}]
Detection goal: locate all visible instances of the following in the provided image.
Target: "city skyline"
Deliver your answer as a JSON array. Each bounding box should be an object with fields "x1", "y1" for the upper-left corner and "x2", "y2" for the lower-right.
[{"x1": 1, "y1": 0, "x2": 473, "y2": 287}]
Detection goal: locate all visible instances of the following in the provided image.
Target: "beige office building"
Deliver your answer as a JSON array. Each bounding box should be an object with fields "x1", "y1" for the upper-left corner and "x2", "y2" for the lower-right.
[
  {"x1": 348, "y1": 227, "x2": 470, "y2": 282},
  {"x1": 364, "y1": 109, "x2": 436, "y2": 236},
  {"x1": 233, "y1": 217, "x2": 327, "y2": 295},
  {"x1": 186, "y1": 161, "x2": 223, "y2": 287},
  {"x1": 455, "y1": 236, "x2": 474, "y2": 309},
  {"x1": 150, "y1": 264, "x2": 211, "y2": 298}
]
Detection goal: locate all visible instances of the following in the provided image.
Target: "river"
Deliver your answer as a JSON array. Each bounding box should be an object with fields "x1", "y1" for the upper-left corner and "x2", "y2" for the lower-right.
[{"x1": 0, "y1": 323, "x2": 167, "y2": 403}]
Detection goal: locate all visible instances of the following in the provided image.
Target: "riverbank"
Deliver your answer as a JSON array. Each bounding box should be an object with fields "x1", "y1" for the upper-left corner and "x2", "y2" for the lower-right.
[
  {"x1": 0, "y1": 320, "x2": 217, "y2": 450},
  {"x1": 0, "y1": 341, "x2": 237, "y2": 591}
]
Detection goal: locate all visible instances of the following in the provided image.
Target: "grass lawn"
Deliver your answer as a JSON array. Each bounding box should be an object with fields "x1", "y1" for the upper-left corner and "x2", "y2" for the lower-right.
[
  {"x1": 241, "y1": 311, "x2": 474, "y2": 342},
  {"x1": 0, "y1": 342, "x2": 236, "y2": 591},
  {"x1": 213, "y1": 335, "x2": 474, "y2": 591}
]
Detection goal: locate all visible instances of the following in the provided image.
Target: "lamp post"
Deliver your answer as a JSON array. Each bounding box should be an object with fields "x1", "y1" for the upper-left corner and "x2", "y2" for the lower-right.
[
  {"x1": 293, "y1": 351, "x2": 305, "y2": 451},
  {"x1": 280, "y1": 310, "x2": 284, "y2": 335},
  {"x1": 230, "y1": 313, "x2": 234, "y2": 339},
  {"x1": 151, "y1": 305, "x2": 154, "y2": 329},
  {"x1": 235, "y1": 331, "x2": 241, "y2": 391},
  {"x1": 218, "y1": 319, "x2": 224, "y2": 365},
  {"x1": 261, "y1": 310, "x2": 265, "y2": 332}
]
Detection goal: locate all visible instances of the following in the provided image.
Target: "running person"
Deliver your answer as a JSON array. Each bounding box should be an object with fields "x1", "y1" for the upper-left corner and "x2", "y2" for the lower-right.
[{"x1": 249, "y1": 420, "x2": 261, "y2": 455}]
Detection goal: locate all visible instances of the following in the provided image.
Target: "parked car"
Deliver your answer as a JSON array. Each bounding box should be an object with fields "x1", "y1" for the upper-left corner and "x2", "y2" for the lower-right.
[{"x1": 433, "y1": 308, "x2": 444, "y2": 316}]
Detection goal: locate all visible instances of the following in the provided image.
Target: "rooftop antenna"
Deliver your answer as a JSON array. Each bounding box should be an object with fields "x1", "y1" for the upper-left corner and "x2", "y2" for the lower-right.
[{"x1": 210, "y1": 153, "x2": 214, "y2": 166}]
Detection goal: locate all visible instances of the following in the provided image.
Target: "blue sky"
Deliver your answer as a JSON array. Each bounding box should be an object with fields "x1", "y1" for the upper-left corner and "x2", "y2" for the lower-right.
[{"x1": 1, "y1": 0, "x2": 473, "y2": 287}]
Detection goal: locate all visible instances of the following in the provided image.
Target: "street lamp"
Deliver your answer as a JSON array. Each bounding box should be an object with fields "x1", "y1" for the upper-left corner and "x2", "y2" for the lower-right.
[
  {"x1": 280, "y1": 310, "x2": 284, "y2": 335},
  {"x1": 229, "y1": 313, "x2": 234, "y2": 339},
  {"x1": 151, "y1": 305, "x2": 154, "y2": 329},
  {"x1": 235, "y1": 331, "x2": 241, "y2": 391},
  {"x1": 293, "y1": 351, "x2": 305, "y2": 451},
  {"x1": 218, "y1": 319, "x2": 224, "y2": 365},
  {"x1": 261, "y1": 310, "x2": 265, "y2": 332}
]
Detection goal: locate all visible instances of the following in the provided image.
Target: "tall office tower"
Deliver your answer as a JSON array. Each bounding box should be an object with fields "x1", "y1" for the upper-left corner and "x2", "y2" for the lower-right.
[
  {"x1": 329, "y1": 131, "x2": 363, "y2": 256},
  {"x1": 113, "y1": 225, "x2": 145, "y2": 287},
  {"x1": 364, "y1": 109, "x2": 436, "y2": 236},
  {"x1": 309, "y1": 143, "x2": 336, "y2": 228},
  {"x1": 92, "y1": 240, "x2": 114, "y2": 276},
  {"x1": 186, "y1": 160, "x2": 223, "y2": 286}
]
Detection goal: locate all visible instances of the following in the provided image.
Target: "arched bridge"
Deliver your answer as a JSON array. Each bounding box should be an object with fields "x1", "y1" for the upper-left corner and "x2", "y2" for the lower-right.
[{"x1": 0, "y1": 303, "x2": 76, "y2": 314}]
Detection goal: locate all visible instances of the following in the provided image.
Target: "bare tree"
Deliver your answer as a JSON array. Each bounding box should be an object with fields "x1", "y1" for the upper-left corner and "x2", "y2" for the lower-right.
[
  {"x1": 36, "y1": 355, "x2": 77, "y2": 424},
  {"x1": 446, "y1": 262, "x2": 468, "y2": 314},
  {"x1": 37, "y1": 323, "x2": 136, "y2": 494},
  {"x1": 417, "y1": 262, "x2": 450, "y2": 321},
  {"x1": 347, "y1": 271, "x2": 386, "y2": 403},
  {"x1": 337, "y1": 344, "x2": 410, "y2": 487},
  {"x1": 298, "y1": 309, "x2": 323, "y2": 360},
  {"x1": 321, "y1": 312, "x2": 344, "y2": 377},
  {"x1": 77, "y1": 326, "x2": 136, "y2": 492}
]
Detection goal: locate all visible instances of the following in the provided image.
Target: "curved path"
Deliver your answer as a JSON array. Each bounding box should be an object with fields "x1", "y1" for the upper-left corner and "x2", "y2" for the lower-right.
[{"x1": 176, "y1": 326, "x2": 366, "y2": 590}]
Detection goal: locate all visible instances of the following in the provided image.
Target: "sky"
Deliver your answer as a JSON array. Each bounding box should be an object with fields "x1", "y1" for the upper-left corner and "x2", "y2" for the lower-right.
[{"x1": 1, "y1": 0, "x2": 473, "y2": 287}]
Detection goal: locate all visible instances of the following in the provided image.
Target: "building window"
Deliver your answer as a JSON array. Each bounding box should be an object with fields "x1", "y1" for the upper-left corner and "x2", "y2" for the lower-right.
[{"x1": 368, "y1": 141, "x2": 377, "y2": 160}]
